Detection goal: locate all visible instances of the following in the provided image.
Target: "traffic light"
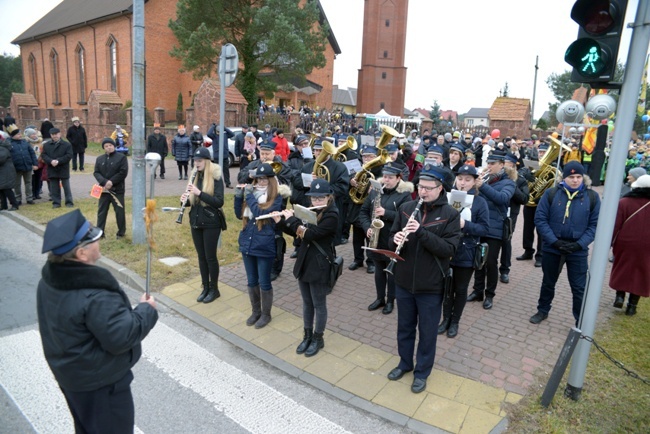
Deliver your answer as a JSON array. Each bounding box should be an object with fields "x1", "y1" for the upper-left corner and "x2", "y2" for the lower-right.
[{"x1": 565, "y1": 0, "x2": 628, "y2": 86}]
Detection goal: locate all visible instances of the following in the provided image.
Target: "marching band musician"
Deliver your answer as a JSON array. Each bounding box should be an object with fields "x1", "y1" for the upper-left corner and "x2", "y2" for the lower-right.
[
  {"x1": 438, "y1": 165, "x2": 490, "y2": 338},
  {"x1": 348, "y1": 145, "x2": 383, "y2": 273},
  {"x1": 234, "y1": 163, "x2": 291, "y2": 328},
  {"x1": 448, "y1": 144, "x2": 466, "y2": 174},
  {"x1": 273, "y1": 178, "x2": 338, "y2": 357},
  {"x1": 236, "y1": 140, "x2": 292, "y2": 280},
  {"x1": 358, "y1": 161, "x2": 413, "y2": 314},
  {"x1": 385, "y1": 143, "x2": 410, "y2": 179},
  {"x1": 288, "y1": 135, "x2": 313, "y2": 258},
  {"x1": 386, "y1": 164, "x2": 461, "y2": 394},
  {"x1": 300, "y1": 138, "x2": 350, "y2": 244},
  {"x1": 467, "y1": 152, "x2": 516, "y2": 310},
  {"x1": 498, "y1": 154, "x2": 532, "y2": 284},
  {"x1": 517, "y1": 142, "x2": 549, "y2": 267},
  {"x1": 180, "y1": 147, "x2": 225, "y2": 304}
]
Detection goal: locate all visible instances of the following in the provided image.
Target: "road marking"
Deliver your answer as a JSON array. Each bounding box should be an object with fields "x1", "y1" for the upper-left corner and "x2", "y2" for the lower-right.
[
  {"x1": 0, "y1": 330, "x2": 145, "y2": 434},
  {"x1": 143, "y1": 322, "x2": 352, "y2": 434}
]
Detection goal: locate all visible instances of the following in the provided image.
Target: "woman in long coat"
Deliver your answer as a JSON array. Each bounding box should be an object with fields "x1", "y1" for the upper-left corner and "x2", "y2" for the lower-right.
[{"x1": 610, "y1": 174, "x2": 650, "y2": 316}]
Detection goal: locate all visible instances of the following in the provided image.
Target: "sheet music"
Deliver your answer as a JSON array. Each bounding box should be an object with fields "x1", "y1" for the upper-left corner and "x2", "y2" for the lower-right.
[
  {"x1": 293, "y1": 204, "x2": 318, "y2": 225},
  {"x1": 302, "y1": 147, "x2": 313, "y2": 159},
  {"x1": 344, "y1": 159, "x2": 362, "y2": 175},
  {"x1": 301, "y1": 173, "x2": 313, "y2": 188}
]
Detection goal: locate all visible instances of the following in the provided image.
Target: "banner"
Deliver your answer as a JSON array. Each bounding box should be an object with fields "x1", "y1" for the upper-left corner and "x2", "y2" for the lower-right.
[
  {"x1": 582, "y1": 89, "x2": 604, "y2": 154},
  {"x1": 638, "y1": 54, "x2": 649, "y2": 117}
]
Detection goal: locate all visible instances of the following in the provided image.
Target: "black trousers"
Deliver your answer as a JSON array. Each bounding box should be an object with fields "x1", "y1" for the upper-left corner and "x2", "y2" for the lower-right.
[
  {"x1": 499, "y1": 213, "x2": 519, "y2": 274},
  {"x1": 61, "y1": 371, "x2": 134, "y2": 434},
  {"x1": 445, "y1": 266, "x2": 475, "y2": 323},
  {"x1": 0, "y1": 188, "x2": 18, "y2": 208},
  {"x1": 221, "y1": 159, "x2": 231, "y2": 186},
  {"x1": 97, "y1": 193, "x2": 126, "y2": 237},
  {"x1": 352, "y1": 225, "x2": 371, "y2": 266},
  {"x1": 191, "y1": 226, "x2": 221, "y2": 284},
  {"x1": 72, "y1": 152, "x2": 85, "y2": 170},
  {"x1": 472, "y1": 237, "x2": 503, "y2": 298},
  {"x1": 272, "y1": 234, "x2": 285, "y2": 275},
  {"x1": 154, "y1": 153, "x2": 165, "y2": 176},
  {"x1": 32, "y1": 168, "x2": 43, "y2": 197},
  {"x1": 372, "y1": 256, "x2": 395, "y2": 301},
  {"x1": 177, "y1": 161, "x2": 189, "y2": 177},
  {"x1": 522, "y1": 205, "x2": 542, "y2": 260}
]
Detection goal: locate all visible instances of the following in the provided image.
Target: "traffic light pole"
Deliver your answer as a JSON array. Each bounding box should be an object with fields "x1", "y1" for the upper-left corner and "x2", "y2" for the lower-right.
[{"x1": 565, "y1": 0, "x2": 650, "y2": 401}]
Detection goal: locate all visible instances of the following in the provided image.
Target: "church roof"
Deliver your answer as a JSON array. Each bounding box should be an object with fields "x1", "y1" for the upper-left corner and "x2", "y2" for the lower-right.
[
  {"x1": 12, "y1": 0, "x2": 133, "y2": 44},
  {"x1": 11, "y1": 93, "x2": 39, "y2": 107}
]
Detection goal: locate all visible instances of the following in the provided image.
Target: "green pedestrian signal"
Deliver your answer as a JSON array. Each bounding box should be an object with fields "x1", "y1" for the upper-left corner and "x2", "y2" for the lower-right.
[
  {"x1": 566, "y1": 0, "x2": 628, "y2": 87},
  {"x1": 565, "y1": 38, "x2": 609, "y2": 78}
]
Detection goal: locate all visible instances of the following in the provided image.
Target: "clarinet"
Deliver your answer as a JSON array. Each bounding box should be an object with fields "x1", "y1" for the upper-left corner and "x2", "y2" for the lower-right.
[
  {"x1": 176, "y1": 168, "x2": 198, "y2": 224},
  {"x1": 384, "y1": 198, "x2": 424, "y2": 275}
]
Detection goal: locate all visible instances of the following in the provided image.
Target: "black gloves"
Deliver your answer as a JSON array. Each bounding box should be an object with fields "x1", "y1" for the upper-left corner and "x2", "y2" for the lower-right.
[{"x1": 553, "y1": 240, "x2": 581, "y2": 254}]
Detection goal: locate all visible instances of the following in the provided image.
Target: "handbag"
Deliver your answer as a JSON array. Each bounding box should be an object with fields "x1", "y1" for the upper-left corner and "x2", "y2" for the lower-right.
[
  {"x1": 495, "y1": 206, "x2": 513, "y2": 242},
  {"x1": 473, "y1": 242, "x2": 489, "y2": 270},
  {"x1": 312, "y1": 241, "x2": 344, "y2": 292},
  {"x1": 434, "y1": 257, "x2": 453, "y2": 301}
]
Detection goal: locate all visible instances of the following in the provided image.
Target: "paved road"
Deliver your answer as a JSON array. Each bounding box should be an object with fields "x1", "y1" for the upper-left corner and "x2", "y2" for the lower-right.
[{"x1": 0, "y1": 214, "x2": 409, "y2": 434}]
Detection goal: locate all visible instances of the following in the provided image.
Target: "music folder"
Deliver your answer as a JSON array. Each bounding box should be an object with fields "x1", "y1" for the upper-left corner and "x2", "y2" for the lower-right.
[{"x1": 362, "y1": 247, "x2": 404, "y2": 261}]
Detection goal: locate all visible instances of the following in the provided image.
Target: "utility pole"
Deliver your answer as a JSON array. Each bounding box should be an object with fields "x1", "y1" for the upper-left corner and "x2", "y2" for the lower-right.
[
  {"x1": 531, "y1": 55, "x2": 539, "y2": 127},
  {"x1": 566, "y1": 0, "x2": 650, "y2": 400},
  {"x1": 131, "y1": 0, "x2": 146, "y2": 244}
]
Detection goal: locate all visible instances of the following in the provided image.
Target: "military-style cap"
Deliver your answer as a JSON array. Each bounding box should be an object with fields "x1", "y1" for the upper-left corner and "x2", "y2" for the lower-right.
[
  {"x1": 385, "y1": 143, "x2": 399, "y2": 153},
  {"x1": 306, "y1": 178, "x2": 332, "y2": 196},
  {"x1": 449, "y1": 144, "x2": 465, "y2": 155},
  {"x1": 382, "y1": 161, "x2": 405, "y2": 176},
  {"x1": 504, "y1": 153, "x2": 519, "y2": 165},
  {"x1": 252, "y1": 163, "x2": 276, "y2": 177},
  {"x1": 486, "y1": 151, "x2": 506, "y2": 163},
  {"x1": 259, "y1": 141, "x2": 276, "y2": 150},
  {"x1": 457, "y1": 165, "x2": 479, "y2": 178},
  {"x1": 419, "y1": 164, "x2": 447, "y2": 183},
  {"x1": 194, "y1": 147, "x2": 211, "y2": 160},
  {"x1": 361, "y1": 145, "x2": 378, "y2": 155},
  {"x1": 42, "y1": 209, "x2": 103, "y2": 255},
  {"x1": 426, "y1": 145, "x2": 444, "y2": 156}
]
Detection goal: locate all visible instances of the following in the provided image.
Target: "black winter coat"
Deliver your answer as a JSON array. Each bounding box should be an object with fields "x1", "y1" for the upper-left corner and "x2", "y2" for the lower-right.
[
  {"x1": 66, "y1": 125, "x2": 88, "y2": 153},
  {"x1": 187, "y1": 164, "x2": 225, "y2": 229},
  {"x1": 147, "y1": 133, "x2": 168, "y2": 156},
  {"x1": 189, "y1": 131, "x2": 203, "y2": 151},
  {"x1": 287, "y1": 150, "x2": 312, "y2": 205},
  {"x1": 389, "y1": 195, "x2": 461, "y2": 294},
  {"x1": 450, "y1": 190, "x2": 490, "y2": 268},
  {"x1": 237, "y1": 156, "x2": 292, "y2": 186},
  {"x1": 509, "y1": 168, "x2": 531, "y2": 217},
  {"x1": 94, "y1": 151, "x2": 129, "y2": 194},
  {"x1": 172, "y1": 134, "x2": 192, "y2": 162},
  {"x1": 0, "y1": 141, "x2": 17, "y2": 189},
  {"x1": 207, "y1": 124, "x2": 234, "y2": 161},
  {"x1": 41, "y1": 139, "x2": 73, "y2": 179},
  {"x1": 37, "y1": 261, "x2": 158, "y2": 392},
  {"x1": 279, "y1": 204, "x2": 339, "y2": 285},
  {"x1": 358, "y1": 179, "x2": 413, "y2": 260}
]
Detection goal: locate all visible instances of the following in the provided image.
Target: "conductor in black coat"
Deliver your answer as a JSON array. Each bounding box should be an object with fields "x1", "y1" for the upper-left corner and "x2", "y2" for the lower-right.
[{"x1": 94, "y1": 138, "x2": 129, "y2": 238}]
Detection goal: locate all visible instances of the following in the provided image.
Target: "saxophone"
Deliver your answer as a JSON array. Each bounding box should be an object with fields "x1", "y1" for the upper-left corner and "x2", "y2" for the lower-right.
[
  {"x1": 367, "y1": 189, "x2": 384, "y2": 249},
  {"x1": 349, "y1": 125, "x2": 397, "y2": 205}
]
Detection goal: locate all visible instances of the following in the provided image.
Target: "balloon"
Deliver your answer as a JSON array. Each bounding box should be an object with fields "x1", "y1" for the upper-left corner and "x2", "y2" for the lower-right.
[
  {"x1": 642, "y1": 115, "x2": 649, "y2": 122},
  {"x1": 490, "y1": 129, "x2": 501, "y2": 139},
  {"x1": 551, "y1": 132, "x2": 559, "y2": 138},
  {"x1": 644, "y1": 133, "x2": 650, "y2": 140},
  {"x1": 447, "y1": 122, "x2": 452, "y2": 126}
]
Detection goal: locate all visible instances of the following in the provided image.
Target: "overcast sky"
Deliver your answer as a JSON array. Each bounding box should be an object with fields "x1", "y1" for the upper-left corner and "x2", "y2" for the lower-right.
[{"x1": 1, "y1": 0, "x2": 642, "y2": 120}]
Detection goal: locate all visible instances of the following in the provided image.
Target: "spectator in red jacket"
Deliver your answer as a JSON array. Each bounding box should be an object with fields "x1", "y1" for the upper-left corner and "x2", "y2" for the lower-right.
[{"x1": 272, "y1": 129, "x2": 290, "y2": 162}]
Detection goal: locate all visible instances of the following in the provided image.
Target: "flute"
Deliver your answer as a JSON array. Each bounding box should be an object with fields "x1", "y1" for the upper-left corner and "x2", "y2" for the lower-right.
[
  {"x1": 384, "y1": 198, "x2": 424, "y2": 275},
  {"x1": 176, "y1": 168, "x2": 198, "y2": 224},
  {"x1": 255, "y1": 205, "x2": 326, "y2": 220}
]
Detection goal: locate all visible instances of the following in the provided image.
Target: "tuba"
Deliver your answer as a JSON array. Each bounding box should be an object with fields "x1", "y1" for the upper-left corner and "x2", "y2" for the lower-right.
[
  {"x1": 349, "y1": 125, "x2": 398, "y2": 205},
  {"x1": 527, "y1": 136, "x2": 572, "y2": 206},
  {"x1": 336, "y1": 135, "x2": 358, "y2": 162},
  {"x1": 314, "y1": 140, "x2": 337, "y2": 181}
]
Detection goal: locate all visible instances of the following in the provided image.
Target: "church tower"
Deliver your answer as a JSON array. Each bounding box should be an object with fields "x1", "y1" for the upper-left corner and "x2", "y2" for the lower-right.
[{"x1": 356, "y1": 0, "x2": 408, "y2": 116}]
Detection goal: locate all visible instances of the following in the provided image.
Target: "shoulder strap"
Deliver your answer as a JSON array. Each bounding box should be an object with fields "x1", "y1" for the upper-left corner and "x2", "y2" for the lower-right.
[
  {"x1": 546, "y1": 186, "x2": 559, "y2": 206},
  {"x1": 312, "y1": 240, "x2": 334, "y2": 264},
  {"x1": 547, "y1": 186, "x2": 597, "y2": 213},
  {"x1": 613, "y1": 200, "x2": 650, "y2": 244}
]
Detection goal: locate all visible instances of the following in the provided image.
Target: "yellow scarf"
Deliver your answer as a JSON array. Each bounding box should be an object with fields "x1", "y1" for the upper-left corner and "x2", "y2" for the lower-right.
[{"x1": 562, "y1": 188, "x2": 580, "y2": 224}]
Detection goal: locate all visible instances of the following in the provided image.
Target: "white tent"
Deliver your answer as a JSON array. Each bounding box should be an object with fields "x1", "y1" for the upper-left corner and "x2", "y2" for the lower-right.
[{"x1": 374, "y1": 109, "x2": 396, "y2": 118}]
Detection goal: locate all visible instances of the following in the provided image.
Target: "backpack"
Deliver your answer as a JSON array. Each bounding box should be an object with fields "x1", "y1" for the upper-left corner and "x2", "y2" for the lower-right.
[{"x1": 546, "y1": 186, "x2": 598, "y2": 214}]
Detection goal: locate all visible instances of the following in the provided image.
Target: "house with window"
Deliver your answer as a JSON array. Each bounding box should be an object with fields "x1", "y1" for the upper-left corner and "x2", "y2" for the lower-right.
[
  {"x1": 463, "y1": 107, "x2": 490, "y2": 127},
  {"x1": 12, "y1": 0, "x2": 340, "y2": 120}
]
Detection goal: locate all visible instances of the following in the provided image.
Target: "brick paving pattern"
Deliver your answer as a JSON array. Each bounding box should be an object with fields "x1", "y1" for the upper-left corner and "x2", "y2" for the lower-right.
[{"x1": 51, "y1": 158, "x2": 615, "y2": 396}]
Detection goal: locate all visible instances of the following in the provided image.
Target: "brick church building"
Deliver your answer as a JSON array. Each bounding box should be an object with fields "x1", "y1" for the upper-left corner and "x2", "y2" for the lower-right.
[{"x1": 12, "y1": 0, "x2": 340, "y2": 119}]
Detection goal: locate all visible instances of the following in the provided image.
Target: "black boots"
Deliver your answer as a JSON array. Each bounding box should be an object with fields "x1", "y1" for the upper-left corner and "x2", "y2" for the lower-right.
[
  {"x1": 246, "y1": 286, "x2": 261, "y2": 326},
  {"x1": 467, "y1": 291, "x2": 484, "y2": 302},
  {"x1": 438, "y1": 317, "x2": 451, "y2": 335},
  {"x1": 197, "y1": 282, "x2": 210, "y2": 302},
  {"x1": 296, "y1": 328, "x2": 313, "y2": 354},
  {"x1": 626, "y1": 295, "x2": 640, "y2": 316},
  {"x1": 255, "y1": 289, "x2": 273, "y2": 329},
  {"x1": 305, "y1": 332, "x2": 324, "y2": 357},
  {"x1": 203, "y1": 282, "x2": 220, "y2": 303},
  {"x1": 447, "y1": 322, "x2": 459, "y2": 338},
  {"x1": 613, "y1": 291, "x2": 625, "y2": 309}
]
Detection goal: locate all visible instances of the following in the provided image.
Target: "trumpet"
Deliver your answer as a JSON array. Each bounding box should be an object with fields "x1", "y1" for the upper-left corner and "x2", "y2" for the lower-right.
[
  {"x1": 385, "y1": 199, "x2": 423, "y2": 275},
  {"x1": 176, "y1": 168, "x2": 198, "y2": 224}
]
